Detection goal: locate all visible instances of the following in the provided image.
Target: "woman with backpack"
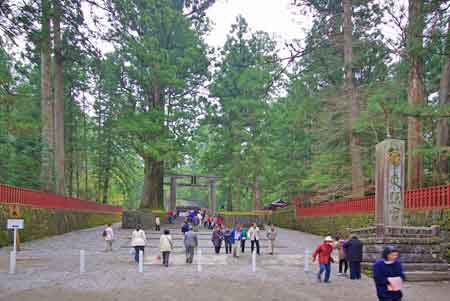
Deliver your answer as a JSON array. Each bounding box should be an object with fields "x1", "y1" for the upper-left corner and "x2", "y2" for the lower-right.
[
  {"x1": 160, "y1": 229, "x2": 174, "y2": 267},
  {"x1": 131, "y1": 225, "x2": 146, "y2": 263},
  {"x1": 211, "y1": 225, "x2": 224, "y2": 254}
]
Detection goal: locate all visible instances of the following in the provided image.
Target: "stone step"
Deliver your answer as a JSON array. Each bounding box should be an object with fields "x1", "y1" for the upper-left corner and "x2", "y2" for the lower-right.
[
  {"x1": 363, "y1": 253, "x2": 445, "y2": 264},
  {"x1": 120, "y1": 254, "x2": 304, "y2": 265},
  {"x1": 120, "y1": 244, "x2": 288, "y2": 249},
  {"x1": 404, "y1": 271, "x2": 450, "y2": 282},
  {"x1": 362, "y1": 262, "x2": 449, "y2": 272}
]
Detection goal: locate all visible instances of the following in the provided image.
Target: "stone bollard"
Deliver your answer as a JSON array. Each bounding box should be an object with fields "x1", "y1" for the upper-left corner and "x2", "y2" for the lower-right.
[
  {"x1": 304, "y1": 248, "x2": 310, "y2": 272},
  {"x1": 80, "y1": 250, "x2": 86, "y2": 274},
  {"x1": 9, "y1": 251, "x2": 16, "y2": 274},
  {"x1": 252, "y1": 249, "x2": 256, "y2": 273},
  {"x1": 139, "y1": 250, "x2": 144, "y2": 273},
  {"x1": 197, "y1": 248, "x2": 202, "y2": 272}
]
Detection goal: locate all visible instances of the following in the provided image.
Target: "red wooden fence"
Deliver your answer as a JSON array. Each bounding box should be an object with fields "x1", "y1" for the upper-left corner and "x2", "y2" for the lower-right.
[
  {"x1": 296, "y1": 184, "x2": 450, "y2": 217},
  {"x1": 0, "y1": 184, "x2": 122, "y2": 213}
]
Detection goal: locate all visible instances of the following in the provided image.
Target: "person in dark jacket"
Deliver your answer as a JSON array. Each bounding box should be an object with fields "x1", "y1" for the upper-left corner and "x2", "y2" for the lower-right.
[
  {"x1": 211, "y1": 226, "x2": 224, "y2": 254},
  {"x1": 184, "y1": 226, "x2": 198, "y2": 264},
  {"x1": 343, "y1": 235, "x2": 363, "y2": 279},
  {"x1": 223, "y1": 227, "x2": 233, "y2": 254},
  {"x1": 373, "y1": 246, "x2": 405, "y2": 301},
  {"x1": 181, "y1": 220, "x2": 190, "y2": 234}
]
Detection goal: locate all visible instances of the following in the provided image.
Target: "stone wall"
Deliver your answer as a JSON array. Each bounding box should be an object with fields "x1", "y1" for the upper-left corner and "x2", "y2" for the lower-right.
[
  {"x1": 272, "y1": 208, "x2": 450, "y2": 235},
  {"x1": 271, "y1": 208, "x2": 450, "y2": 261},
  {"x1": 0, "y1": 205, "x2": 121, "y2": 248},
  {"x1": 217, "y1": 211, "x2": 272, "y2": 228}
]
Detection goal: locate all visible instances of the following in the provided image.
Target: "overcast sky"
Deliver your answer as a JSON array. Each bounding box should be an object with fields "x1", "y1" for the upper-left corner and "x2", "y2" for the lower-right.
[{"x1": 205, "y1": 0, "x2": 312, "y2": 50}]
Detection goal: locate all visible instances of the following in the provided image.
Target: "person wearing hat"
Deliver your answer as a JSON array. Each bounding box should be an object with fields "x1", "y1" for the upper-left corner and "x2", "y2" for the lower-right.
[
  {"x1": 373, "y1": 246, "x2": 405, "y2": 301},
  {"x1": 312, "y1": 236, "x2": 335, "y2": 283}
]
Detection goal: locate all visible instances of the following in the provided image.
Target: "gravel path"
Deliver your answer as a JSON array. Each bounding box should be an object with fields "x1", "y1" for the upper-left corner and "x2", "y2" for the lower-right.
[{"x1": 1, "y1": 223, "x2": 449, "y2": 301}]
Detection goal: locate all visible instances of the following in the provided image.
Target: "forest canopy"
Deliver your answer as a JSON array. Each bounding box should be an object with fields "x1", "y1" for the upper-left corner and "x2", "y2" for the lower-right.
[{"x1": 1, "y1": 0, "x2": 449, "y2": 210}]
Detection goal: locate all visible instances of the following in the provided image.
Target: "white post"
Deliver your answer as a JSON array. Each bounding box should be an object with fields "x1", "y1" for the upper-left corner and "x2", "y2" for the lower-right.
[
  {"x1": 139, "y1": 250, "x2": 144, "y2": 273},
  {"x1": 9, "y1": 251, "x2": 16, "y2": 274},
  {"x1": 197, "y1": 248, "x2": 202, "y2": 272},
  {"x1": 13, "y1": 228, "x2": 17, "y2": 252},
  {"x1": 80, "y1": 250, "x2": 85, "y2": 274},
  {"x1": 304, "y1": 248, "x2": 310, "y2": 272},
  {"x1": 252, "y1": 249, "x2": 256, "y2": 273}
]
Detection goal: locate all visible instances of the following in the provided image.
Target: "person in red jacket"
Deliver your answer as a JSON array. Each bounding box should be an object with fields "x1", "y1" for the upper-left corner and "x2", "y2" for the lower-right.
[{"x1": 312, "y1": 236, "x2": 334, "y2": 283}]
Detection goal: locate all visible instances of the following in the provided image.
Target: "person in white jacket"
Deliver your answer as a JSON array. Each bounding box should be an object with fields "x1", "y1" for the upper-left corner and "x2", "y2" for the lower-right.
[
  {"x1": 131, "y1": 225, "x2": 146, "y2": 263},
  {"x1": 155, "y1": 216, "x2": 161, "y2": 231},
  {"x1": 248, "y1": 223, "x2": 261, "y2": 255},
  {"x1": 160, "y1": 229, "x2": 174, "y2": 267}
]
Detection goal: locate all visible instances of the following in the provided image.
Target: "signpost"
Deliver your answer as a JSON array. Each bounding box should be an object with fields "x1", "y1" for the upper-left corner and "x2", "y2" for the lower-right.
[
  {"x1": 7, "y1": 219, "x2": 23, "y2": 274},
  {"x1": 7, "y1": 219, "x2": 24, "y2": 252}
]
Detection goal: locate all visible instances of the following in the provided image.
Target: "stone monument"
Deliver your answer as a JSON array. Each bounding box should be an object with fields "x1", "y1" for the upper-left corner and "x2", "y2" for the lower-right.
[{"x1": 350, "y1": 138, "x2": 450, "y2": 281}]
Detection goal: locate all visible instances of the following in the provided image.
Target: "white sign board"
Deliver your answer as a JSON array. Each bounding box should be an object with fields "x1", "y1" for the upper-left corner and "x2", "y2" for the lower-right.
[{"x1": 7, "y1": 219, "x2": 24, "y2": 230}]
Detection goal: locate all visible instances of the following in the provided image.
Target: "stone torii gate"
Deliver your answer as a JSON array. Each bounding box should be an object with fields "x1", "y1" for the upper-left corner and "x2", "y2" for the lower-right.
[{"x1": 166, "y1": 174, "x2": 221, "y2": 214}]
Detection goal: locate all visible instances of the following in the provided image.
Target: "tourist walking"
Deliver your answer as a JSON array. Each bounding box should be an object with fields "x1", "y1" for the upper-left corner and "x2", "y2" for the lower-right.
[
  {"x1": 266, "y1": 224, "x2": 277, "y2": 255},
  {"x1": 181, "y1": 220, "x2": 190, "y2": 234},
  {"x1": 240, "y1": 226, "x2": 248, "y2": 253},
  {"x1": 248, "y1": 223, "x2": 261, "y2": 255},
  {"x1": 211, "y1": 225, "x2": 224, "y2": 254},
  {"x1": 223, "y1": 227, "x2": 232, "y2": 254},
  {"x1": 197, "y1": 212, "x2": 203, "y2": 229},
  {"x1": 204, "y1": 214, "x2": 209, "y2": 228},
  {"x1": 209, "y1": 216, "x2": 214, "y2": 229},
  {"x1": 103, "y1": 223, "x2": 114, "y2": 252},
  {"x1": 335, "y1": 236, "x2": 348, "y2": 276},
  {"x1": 184, "y1": 226, "x2": 198, "y2": 264},
  {"x1": 192, "y1": 214, "x2": 200, "y2": 232},
  {"x1": 167, "y1": 210, "x2": 174, "y2": 224},
  {"x1": 373, "y1": 246, "x2": 405, "y2": 301},
  {"x1": 160, "y1": 229, "x2": 174, "y2": 267},
  {"x1": 344, "y1": 235, "x2": 363, "y2": 280},
  {"x1": 231, "y1": 224, "x2": 241, "y2": 257},
  {"x1": 131, "y1": 225, "x2": 146, "y2": 263},
  {"x1": 312, "y1": 236, "x2": 334, "y2": 283},
  {"x1": 155, "y1": 216, "x2": 161, "y2": 231}
]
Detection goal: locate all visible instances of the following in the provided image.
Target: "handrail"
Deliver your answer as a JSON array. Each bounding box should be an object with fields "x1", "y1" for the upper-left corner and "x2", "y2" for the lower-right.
[
  {"x1": 0, "y1": 183, "x2": 122, "y2": 213},
  {"x1": 295, "y1": 184, "x2": 450, "y2": 217}
]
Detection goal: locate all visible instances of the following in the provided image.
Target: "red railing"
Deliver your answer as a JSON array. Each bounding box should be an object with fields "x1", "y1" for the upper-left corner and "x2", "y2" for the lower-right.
[
  {"x1": 296, "y1": 184, "x2": 450, "y2": 217},
  {"x1": 0, "y1": 184, "x2": 122, "y2": 213}
]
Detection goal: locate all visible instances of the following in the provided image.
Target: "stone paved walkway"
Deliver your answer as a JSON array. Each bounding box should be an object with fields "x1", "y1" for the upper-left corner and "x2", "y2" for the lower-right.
[{"x1": 0, "y1": 223, "x2": 449, "y2": 301}]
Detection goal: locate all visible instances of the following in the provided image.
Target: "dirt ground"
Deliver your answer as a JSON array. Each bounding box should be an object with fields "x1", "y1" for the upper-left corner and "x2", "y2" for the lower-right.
[{"x1": 1, "y1": 223, "x2": 449, "y2": 301}]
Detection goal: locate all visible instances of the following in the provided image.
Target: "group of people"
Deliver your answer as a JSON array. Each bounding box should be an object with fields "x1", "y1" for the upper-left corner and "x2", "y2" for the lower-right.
[
  {"x1": 313, "y1": 235, "x2": 405, "y2": 301},
  {"x1": 312, "y1": 235, "x2": 363, "y2": 283},
  {"x1": 176, "y1": 209, "x2": 224, "y2": 231},
  {"x1": 211, "y1": 223, "x2": 277, "y2": 256},
  {"x1": 130, "y1": 224, "x2": 175, "y2": 267},
  {"x1": 105, "y1": 221, "x2": 405, "y2": 301},
  {"x1": 126, "y1": 220, "x2": 279, "y2": 268}
]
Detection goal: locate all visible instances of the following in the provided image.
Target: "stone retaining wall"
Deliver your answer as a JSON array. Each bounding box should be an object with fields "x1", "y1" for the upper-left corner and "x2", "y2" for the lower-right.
[
  {"x1": 0, "y1": 205, "x2": 121, "y2": 247},
  {"x1": 271, "y1": 207, "x2": 450, "y2": 261},
  {"x1": 220, "y1": 211, "x2": 272, "y2": 228}
]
